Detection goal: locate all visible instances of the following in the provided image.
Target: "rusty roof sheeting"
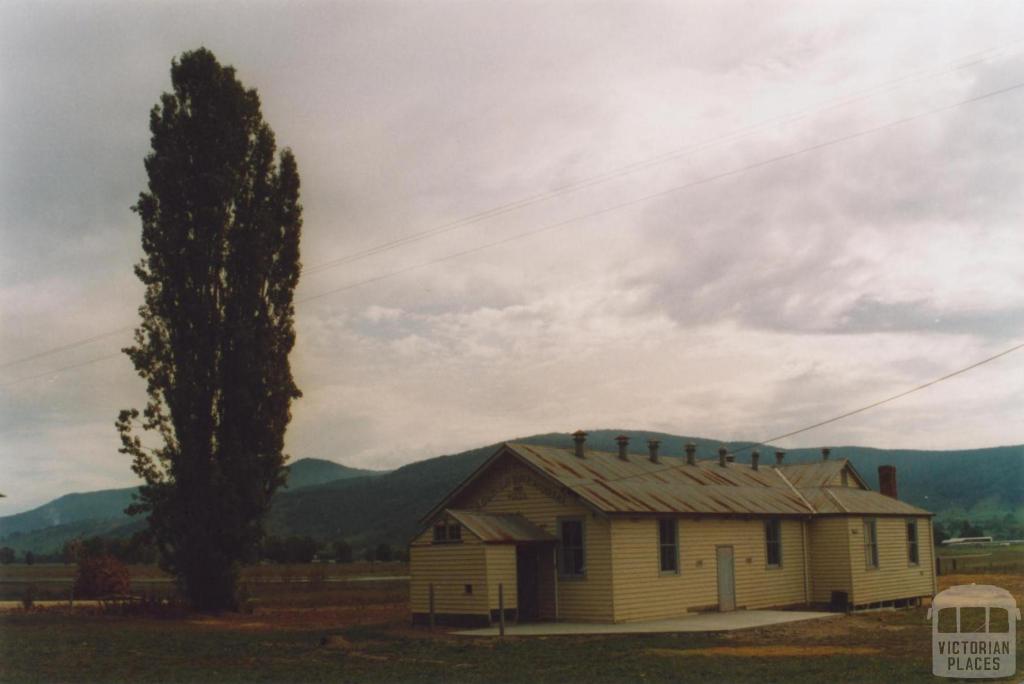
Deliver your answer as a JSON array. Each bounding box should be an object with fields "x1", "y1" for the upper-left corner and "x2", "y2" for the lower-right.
[
  {"x1": 505, "y1": 442, "x2": 931, "y2": 517},
  {"x1": 507, "y1": 443, "x2": 814, "y2": 515},
  {"x1": 445, "y1": 509, "x2": 557, "y2": 543}
]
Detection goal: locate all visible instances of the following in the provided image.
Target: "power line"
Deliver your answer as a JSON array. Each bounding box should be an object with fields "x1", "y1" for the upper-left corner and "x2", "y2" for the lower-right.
[
  {"x1": 2, "y1": 41, "x2": 1021, "y2": 371},
  {"x1": 4, "y1": 77, "x2": 1024, "y2": 385},
  {"x1": 298, "y1": 79, "x2": 1024, "y2": 301},
  {"x1": 0, "y1": 327, "x2": 132, "y2": 370},
  {"x1": 0, "y1": 352, "x2": 124, "y2": 388},
  {"x1": 302, "y1": 40, "x2": 1022, "y2": 275},
  {"x1": 601, "y1": 340, "x2": 1024, "y2": 484}
]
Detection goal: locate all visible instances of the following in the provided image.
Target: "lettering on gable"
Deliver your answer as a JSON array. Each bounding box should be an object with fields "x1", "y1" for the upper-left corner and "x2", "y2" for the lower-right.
[{"x1": 466, "y1": 458, "x2": 566, "y2": 509}]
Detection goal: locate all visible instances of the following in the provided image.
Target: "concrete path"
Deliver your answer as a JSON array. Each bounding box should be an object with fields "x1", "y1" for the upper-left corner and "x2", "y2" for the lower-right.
[{"x1": 454, "y1": 609, "x2": 838, "y2": 636}]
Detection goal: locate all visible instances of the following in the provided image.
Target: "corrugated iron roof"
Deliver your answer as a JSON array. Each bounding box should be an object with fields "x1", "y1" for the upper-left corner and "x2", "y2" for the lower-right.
[
  {"x1": 799, "y1": 486, "x2": 932, "y2": 516},
  {"x1": 446, "y1": 509, "x2": 557, "y2": 543},
  {"x1": 777, "y1": 460, "x2": 847, "y2": 487},
  {"x1": 504, "y1": 442, "x2": 931, "y2": 517}
]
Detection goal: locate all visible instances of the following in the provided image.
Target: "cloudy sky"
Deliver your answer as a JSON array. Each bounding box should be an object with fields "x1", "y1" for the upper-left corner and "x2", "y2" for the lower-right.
[{"x1": 1, "y1": 0, "x2": 1023, "y2": 516}]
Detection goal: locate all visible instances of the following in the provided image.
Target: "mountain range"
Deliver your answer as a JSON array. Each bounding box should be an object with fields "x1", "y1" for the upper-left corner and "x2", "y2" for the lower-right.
[{"x1": 1, "y1": 431, "x2": 1021, "y2": 555}]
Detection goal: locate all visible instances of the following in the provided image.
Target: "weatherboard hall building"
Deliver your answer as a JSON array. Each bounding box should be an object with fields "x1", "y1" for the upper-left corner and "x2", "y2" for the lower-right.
[{"x1": 409, "y1": 432, "x2": 937, "y2": 626}]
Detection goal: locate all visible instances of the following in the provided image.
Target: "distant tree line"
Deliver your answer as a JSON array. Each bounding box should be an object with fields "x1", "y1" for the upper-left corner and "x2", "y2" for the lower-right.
[
  {"x1": 932, "y1": 516, "x2": 1024, "y2": 544},
  {"x1": 258, "y1": 536, "x2": 405, "y2": 564}
]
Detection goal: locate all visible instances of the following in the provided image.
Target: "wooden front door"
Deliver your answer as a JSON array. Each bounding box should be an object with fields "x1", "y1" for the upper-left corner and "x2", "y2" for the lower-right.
[
  {"x1": 716, "y1": 545, "x2": 736, "y2": 612},
  {"x1": 516, "y1": 545, "x2": 540, "y2": 621}
]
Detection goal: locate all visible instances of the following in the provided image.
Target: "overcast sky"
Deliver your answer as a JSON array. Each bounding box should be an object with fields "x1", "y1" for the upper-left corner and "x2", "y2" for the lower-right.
[{"x1": 1, "y1": 0, "x2": 1023, "y2": 516}]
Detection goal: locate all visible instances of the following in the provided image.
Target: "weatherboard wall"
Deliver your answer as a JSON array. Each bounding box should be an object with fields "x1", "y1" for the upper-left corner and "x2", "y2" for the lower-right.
[
  {"x1": 847, "y1": 515, "x2": 935, "y2": 605},
  {"x1": 609, "y1": 517, "x2": 808, "y2": 622},
  {"x1": 484, "y1": 545, "x2": 518, "y2": 612},
  {"x1": 409, "y1": 531, "x2": 489, "y2": 619},
  {"x1": 451, "y1": 453, "x2": 615, "y2": 622},
  {"x1": 807, "y1": 516, "x2": 853, "y2": 604}
]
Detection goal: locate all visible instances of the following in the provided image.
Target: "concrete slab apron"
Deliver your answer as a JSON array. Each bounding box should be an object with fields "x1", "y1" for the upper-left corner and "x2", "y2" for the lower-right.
[{"x1": 454, "y1": 610, "x2": 838, "y2": 637}]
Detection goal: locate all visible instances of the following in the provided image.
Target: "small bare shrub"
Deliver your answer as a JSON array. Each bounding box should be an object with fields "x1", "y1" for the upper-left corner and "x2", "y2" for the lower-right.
[
  {"x1": 21, "y1": 584, "x2": 36, "y2": 610},
  {"x1": 73, "y1": 555, "x2": 131, "y2": 599}
]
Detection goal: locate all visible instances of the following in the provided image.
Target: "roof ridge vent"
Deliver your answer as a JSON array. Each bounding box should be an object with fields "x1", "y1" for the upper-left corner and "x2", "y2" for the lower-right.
[
  {"x1": 572, "y1": 430, "x2": 587, "y2": 459},
  {"x1": 615, "y1": 434, "x2": 630, "y2": 461},
  {"x1": 647, "y1": 439, "x2": 660, "y2": 464}
]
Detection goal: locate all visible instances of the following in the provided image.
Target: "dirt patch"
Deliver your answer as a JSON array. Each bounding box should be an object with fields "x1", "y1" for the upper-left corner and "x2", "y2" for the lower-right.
[{"x1": 647, "y1": 645, "x2": 880, "y2": 658}]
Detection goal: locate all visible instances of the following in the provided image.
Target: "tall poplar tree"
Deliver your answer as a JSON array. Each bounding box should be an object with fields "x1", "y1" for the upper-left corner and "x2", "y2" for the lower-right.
[{"x1": 117, "y1": 48, "x2": 302, "y2": 610}]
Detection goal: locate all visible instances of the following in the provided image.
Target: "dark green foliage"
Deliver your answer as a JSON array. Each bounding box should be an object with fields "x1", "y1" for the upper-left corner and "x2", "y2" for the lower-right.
[
  {"x1": 933, "y1": 521, "x2": 948, "y2": 545},
  {"x1": 0, "y1": 459, "x2": 377, "y2": 554},
  {"x1": 116, "y1": 48, "x2": 302, "y2": 611},
  {"x1": 63, "y1": 533, "x2": 157, "y2": 565},
  {"x1": 0, "y1": 547, "x2": 14, "y2": 564},
  {"x1": 262, "y1": 536, "x2": 317, "y2": 564},
  {"x1": 957, "y1": 520, "x2": 985, "y2": 537},
  {"x1": 23, "y1": 551, "x2": 34, "y2": 565},
  {"x1": 332, "y1": 540, "x2": 352, "y2": 563},
  {"x1": 375, "y1": 543, "x2": 392, "y2": 562},
  {"x1": 0, "y1": 488, "x2": 137, "y2": 539},
  {"x1": 281, "y1": 459, "x2": 383, "y2": 491}
]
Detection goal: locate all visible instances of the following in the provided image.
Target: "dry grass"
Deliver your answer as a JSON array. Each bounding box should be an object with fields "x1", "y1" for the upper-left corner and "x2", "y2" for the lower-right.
[
  {"x1": 647, "y1": 645, "x2": 880, "y2": 657},
  {"x1": 2, "y1": 564, "x2": 1022, "y2": 682}
]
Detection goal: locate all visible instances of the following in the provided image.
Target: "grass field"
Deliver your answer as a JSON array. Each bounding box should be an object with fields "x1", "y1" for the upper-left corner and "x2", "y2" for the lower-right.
[
  {"x1": 0, "y1": 561, "x2": 408, "y2": 602},
  {"x1": 1, "y1": 567, "x2": 1022, "y2": 683}
]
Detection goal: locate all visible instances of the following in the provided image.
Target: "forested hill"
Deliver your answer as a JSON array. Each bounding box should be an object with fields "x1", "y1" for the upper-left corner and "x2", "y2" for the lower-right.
[
  {"x1": 0, "y1": 458, "x2": 384, "y2": 549},
  {"x1": 2, "y1": 432, "x2": 1021, "y2": 554}
]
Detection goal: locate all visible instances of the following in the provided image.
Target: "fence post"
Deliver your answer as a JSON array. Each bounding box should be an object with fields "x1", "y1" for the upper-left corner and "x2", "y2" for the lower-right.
[
  {"x1": 429, "y1": 583, "x2": 435, "y2": 630},
  {"x1": 499, "y1": 583, "x2": 505, "y2": 637}
]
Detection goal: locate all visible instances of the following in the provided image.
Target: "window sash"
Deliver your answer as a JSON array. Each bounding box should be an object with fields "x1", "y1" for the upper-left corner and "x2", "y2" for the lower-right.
[
  {"x1": 907, "y1": 521, "x2": 919, "y2": 565},
  {"x1": 559, "y1": 519, "x2": 585, "y2": 577},
  {"x1": 864, "y1": 519, "x2": 879, "y2": 568},
  {"x1": 659, "y1": 519, "x2": 678, "y2": 573},
  {"x1": 765, "y1": 519, "x2": 782, "y2": 567}
]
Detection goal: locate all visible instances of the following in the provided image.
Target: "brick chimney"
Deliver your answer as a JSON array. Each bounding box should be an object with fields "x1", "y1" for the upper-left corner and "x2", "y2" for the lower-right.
[
  {"x1": 572, "y1": 430, "x2": 587, "y2": 459},
  {"x1": 775, "y1": 450, "x2": 785, "y2": 466},
  {"x1": 718, "y1": 446, "x2": 728, "y2": 467},
  {"x1": 648, "y1": 439, "x2": 660, "y2": 464},
  {"x1": 878, "y1": 465, "x2": 898, "y2": 499},
  {"x1": 685, "y1": 443, "x2": 696, "y2": 466},
  {"x1": 615, "y1": 434, "x2": 630, "y2": 461},
  {"x1": 751, "y1": 450, "x2": 760, "y2": 471},
  {"x1": 821, "y1": 447, "x2": 831, "y2": 461}
]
